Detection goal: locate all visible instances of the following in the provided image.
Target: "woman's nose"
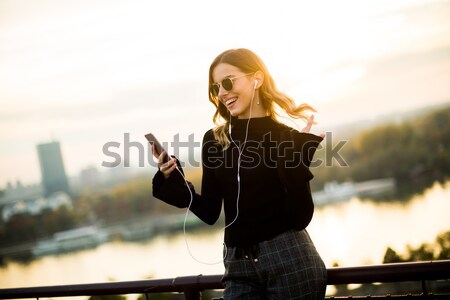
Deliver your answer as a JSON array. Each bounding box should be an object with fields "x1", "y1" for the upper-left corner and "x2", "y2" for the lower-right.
[{"x1": 218, "y1": 85, "x2": 228, "y2": 99}]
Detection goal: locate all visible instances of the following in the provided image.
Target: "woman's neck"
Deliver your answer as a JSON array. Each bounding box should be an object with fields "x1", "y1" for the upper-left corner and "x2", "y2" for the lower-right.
[{"x1": 237, "y1": 107, "x2": 268, "y2": 119}]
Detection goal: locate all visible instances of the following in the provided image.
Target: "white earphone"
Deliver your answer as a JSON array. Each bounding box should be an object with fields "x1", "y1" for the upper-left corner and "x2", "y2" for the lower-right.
[
  {"x1": 183, "y1": 75, "x2": 258, "y2": 265},
  {"x1": 254, "y1": 80, "x2": 260, "y2": 104}
]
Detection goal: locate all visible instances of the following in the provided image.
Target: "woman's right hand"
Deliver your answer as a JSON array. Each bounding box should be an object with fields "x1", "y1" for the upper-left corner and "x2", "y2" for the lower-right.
[{"x1": 153, "y1": 145, "x2": 177, "y2": 179}]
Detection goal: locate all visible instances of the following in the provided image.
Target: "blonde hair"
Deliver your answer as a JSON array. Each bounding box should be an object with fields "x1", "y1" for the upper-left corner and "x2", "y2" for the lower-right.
[{"x1": 208, "y1": 48, "x2": 315, "y2": 149}]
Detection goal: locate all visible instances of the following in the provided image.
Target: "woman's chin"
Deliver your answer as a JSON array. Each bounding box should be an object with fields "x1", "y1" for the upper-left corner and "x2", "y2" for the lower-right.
[{"x1": 229, "y1": 109, "x2": 240, "y2": 117}]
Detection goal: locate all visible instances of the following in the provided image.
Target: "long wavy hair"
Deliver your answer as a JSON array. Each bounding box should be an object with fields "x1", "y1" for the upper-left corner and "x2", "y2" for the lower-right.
[{"x1": 208, "y1": 48, "x2": 315, "y2": 149}]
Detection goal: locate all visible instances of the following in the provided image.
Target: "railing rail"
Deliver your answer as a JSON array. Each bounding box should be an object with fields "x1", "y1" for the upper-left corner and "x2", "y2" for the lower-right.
[{"x1": 0, "y1": 260, "x2": 449, "y2": 300}]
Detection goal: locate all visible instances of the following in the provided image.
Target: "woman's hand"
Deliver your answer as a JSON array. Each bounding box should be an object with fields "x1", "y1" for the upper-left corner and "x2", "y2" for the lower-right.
[
  {"x1": 153, "y1": 145, "x2": 177, "y2": 179},
  {"x1": 301, "y1": 115, "x2": 325, "y2": 138}
]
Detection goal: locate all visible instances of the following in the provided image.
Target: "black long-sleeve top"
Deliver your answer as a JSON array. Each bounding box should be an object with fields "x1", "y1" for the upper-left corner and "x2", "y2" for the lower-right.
[{"x1": 152, "y1": 116, "x2": 323, "y2": 247}]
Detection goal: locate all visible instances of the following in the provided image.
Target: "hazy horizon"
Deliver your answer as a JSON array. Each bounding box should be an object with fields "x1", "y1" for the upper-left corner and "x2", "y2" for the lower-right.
[{"x1": 1, "y1": 0, "x2": 450, "y2": 187}]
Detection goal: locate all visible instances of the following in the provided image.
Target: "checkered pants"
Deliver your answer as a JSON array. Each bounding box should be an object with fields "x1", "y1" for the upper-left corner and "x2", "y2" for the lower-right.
[{"x1": 222, "y1": 229, "x2": 327, "y2": 300}]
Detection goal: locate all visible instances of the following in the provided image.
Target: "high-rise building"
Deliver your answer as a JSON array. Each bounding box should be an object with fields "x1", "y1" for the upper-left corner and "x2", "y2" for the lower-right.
[{"x1": 37, "y1": 141, "x2": 70, "y2": 197}]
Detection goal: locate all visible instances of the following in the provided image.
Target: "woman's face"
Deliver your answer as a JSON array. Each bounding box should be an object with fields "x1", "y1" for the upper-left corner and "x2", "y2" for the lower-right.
[{"x1": 212, "y1": 63, "x2": 260, "y2": 119}]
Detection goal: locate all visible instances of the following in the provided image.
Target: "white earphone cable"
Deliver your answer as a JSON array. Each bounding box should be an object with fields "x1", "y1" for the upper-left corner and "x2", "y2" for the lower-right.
[
  {"x1": 224, "y1": 85, "x2": 256, "y2": 229},
  {"x1": 181, "y1": 80, "x2": 257, "y2": 265}
]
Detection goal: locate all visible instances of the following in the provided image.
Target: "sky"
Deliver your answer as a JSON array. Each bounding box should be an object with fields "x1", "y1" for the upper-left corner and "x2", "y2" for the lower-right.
[{"x1": 1, "y1": 0, "x2": 450, "y2": 187}]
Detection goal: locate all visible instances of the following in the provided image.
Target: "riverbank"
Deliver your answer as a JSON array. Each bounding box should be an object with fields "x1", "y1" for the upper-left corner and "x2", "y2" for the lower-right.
[{"x1": 0, "y1": 212, "x2": 209, "y2": 264}]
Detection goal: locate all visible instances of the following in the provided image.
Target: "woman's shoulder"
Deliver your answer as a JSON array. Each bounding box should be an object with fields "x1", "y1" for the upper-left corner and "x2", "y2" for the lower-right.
[
  {"x1": 203, "y1": 128, "x2": 216, "y2": 141},
  {"x1": 271, "y1": 120, "x2": 300, "y2": 136},
  {"x1": 272, "y1": 122, "x2": 323, "y2": 146},
  {"x1": 274, "y1": 120, "x2": 292, "y2": 132},
  {"x1": 202, "y1": 128, "x2": 221, "y2": 149}
]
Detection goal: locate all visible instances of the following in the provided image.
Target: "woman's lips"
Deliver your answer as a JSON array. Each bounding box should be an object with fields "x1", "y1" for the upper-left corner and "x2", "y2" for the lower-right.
[{"x1": 225, "y1": 97, "x2": 237, "y2": 108}]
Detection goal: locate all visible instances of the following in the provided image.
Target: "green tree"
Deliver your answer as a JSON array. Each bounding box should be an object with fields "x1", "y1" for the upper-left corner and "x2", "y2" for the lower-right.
[
  {"x1": 0, "y1": 214, "x2": 37, "y2": 245},
  {"x1": 383, "y1": 247, "x2": 403, "y2": 263},
  {"x1": 312, "y1": 106, "x2": 450, "y2": 197},
  {"x1": 436, "y1": 231, "x2": 450, "y2": 260},
  {"x1": 383, "y1": 230, "x2": 450, "y2": 263}
]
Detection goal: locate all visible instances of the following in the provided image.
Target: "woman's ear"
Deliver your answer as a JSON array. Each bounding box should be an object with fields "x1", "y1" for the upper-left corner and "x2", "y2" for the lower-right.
[{"x1": 254, "y1": 71, "x2": 264, "y2": 89}]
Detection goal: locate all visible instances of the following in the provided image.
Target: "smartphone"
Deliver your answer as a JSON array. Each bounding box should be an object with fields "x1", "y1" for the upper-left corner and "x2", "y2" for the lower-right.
[{"x1": 145, "y1": 133, "x2": 169, "y2": 163}]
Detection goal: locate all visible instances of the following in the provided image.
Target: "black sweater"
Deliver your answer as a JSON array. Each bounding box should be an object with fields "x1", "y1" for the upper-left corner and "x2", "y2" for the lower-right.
[{"x1": 152, "y1": 116, "x2": 323, "y2": 247}]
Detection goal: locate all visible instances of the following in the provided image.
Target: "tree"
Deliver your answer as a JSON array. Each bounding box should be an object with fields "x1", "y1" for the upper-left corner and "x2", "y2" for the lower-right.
[{"x1": 383, "y1": 230, "x2": 450, "y2": 263}]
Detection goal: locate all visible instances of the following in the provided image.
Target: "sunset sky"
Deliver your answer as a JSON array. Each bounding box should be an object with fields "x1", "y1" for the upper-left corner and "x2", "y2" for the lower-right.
[{"x1": 1, "y1": 0, "x2": 449, "y2": 187}]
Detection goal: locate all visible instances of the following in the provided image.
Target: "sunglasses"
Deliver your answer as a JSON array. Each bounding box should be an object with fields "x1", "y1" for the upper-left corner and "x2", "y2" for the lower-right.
[{"x1": 210, "y1": 73, "x2": 254, "y2": 97}]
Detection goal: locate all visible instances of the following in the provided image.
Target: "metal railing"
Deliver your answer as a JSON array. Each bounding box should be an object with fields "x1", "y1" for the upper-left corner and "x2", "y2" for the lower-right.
[{"x1": 0, "y1": 260, "x2": 449, "y2": 300}]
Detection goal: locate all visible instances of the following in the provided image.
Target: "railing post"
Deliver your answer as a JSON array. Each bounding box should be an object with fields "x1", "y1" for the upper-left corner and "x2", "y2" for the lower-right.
[
  {"x1": 180, "y1": 274, "x2": 203, "y2": 300},
  {"x1": 421, "y1": 280, "x2": 428, "y2": 298},
  {"x1": 184, "y1": 289, "x2": 201, "y2": 300}
]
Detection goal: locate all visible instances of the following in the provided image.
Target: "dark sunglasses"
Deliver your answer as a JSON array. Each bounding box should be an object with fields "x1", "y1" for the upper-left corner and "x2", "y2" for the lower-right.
[{"x1": 210, "y1": 73, "x2": 254, "y2": 97}]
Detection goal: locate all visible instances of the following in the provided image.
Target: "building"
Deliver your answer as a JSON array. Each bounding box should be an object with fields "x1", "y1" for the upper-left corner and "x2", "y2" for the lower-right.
[
  {"x1": 79, "y1": 165, "x2": 101, "y2": 187},
  {"x1": 37, "y1": 141, "x2": 70, "y2": 197},
  {"x1": 2, "y1": 192, "x2": 72, "y2": 222},
  {"x1": 0, "y1": 181, "x2": 43, "y2": 206}
]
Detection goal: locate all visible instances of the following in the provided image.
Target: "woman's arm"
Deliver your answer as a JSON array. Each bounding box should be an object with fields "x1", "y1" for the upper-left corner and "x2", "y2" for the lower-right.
[{"x1": 152, "y1": 130, "x2": 223, "y2": 225}]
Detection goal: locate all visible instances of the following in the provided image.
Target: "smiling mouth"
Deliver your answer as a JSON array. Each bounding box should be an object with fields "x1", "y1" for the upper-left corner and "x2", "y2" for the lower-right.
[{"x1": 225, "y1": 97, "x2": 237, "y2": 107}]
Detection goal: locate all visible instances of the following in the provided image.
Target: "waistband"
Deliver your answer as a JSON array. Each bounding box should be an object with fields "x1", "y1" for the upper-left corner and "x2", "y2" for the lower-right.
[{"x1": 231, "y1": 229, "x2": 309, "y2": 259}]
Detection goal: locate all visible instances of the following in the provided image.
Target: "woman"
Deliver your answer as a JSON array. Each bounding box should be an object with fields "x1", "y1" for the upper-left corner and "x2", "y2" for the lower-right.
[{"x1": 152, "y1": 48, "x2": 327, "y2": 299}]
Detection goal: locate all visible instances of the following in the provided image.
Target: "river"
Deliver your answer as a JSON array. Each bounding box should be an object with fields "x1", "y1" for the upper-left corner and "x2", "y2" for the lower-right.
[{"x1": 1, "y1": 181, "x2": 449, "y2": 292}]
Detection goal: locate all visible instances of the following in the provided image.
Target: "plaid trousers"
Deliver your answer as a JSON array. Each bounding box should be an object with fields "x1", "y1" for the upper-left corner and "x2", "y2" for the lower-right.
[{"x1": 222, "y1": 229, "x2": 327, "y2": 300}]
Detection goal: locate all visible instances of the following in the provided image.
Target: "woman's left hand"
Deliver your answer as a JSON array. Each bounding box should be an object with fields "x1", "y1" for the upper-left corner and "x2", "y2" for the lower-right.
[{"x1": 301, "y1": 115, "x2": 325, "y2": 138}]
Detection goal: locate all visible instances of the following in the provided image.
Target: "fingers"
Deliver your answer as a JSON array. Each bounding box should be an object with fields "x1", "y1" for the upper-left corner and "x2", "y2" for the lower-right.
[
  {"x1": 153, "y1": 148, "x2": 176, "y2": 178},
  {"x1": 160, "y1": 161, "x2": 177, "y2": 179},
  {"x1": 157, "y1": 150, "x2": 168, "y2": 165},
  {"x1": 301, "y1": 115, "x2": 314, "y2": 133},
  {"x1": 152, "y1": 144, "x2": 158, "y2": 158},
  {"x1": 157, "y1": 151, "x2": 177, "y2": 179},
  {"x1": 301, "y1": 115, "x2": 325, "y2": 138}
]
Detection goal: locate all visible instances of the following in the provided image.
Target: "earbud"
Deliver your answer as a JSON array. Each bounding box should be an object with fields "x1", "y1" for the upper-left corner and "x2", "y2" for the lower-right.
[{"x1": 254, "y1": 80, "x2": 260, "y2": 104}]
